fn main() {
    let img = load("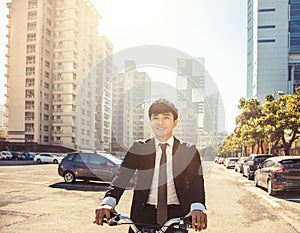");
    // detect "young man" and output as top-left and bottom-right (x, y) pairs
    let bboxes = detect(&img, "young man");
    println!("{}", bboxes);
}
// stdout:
(95, 99), (207, 232)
